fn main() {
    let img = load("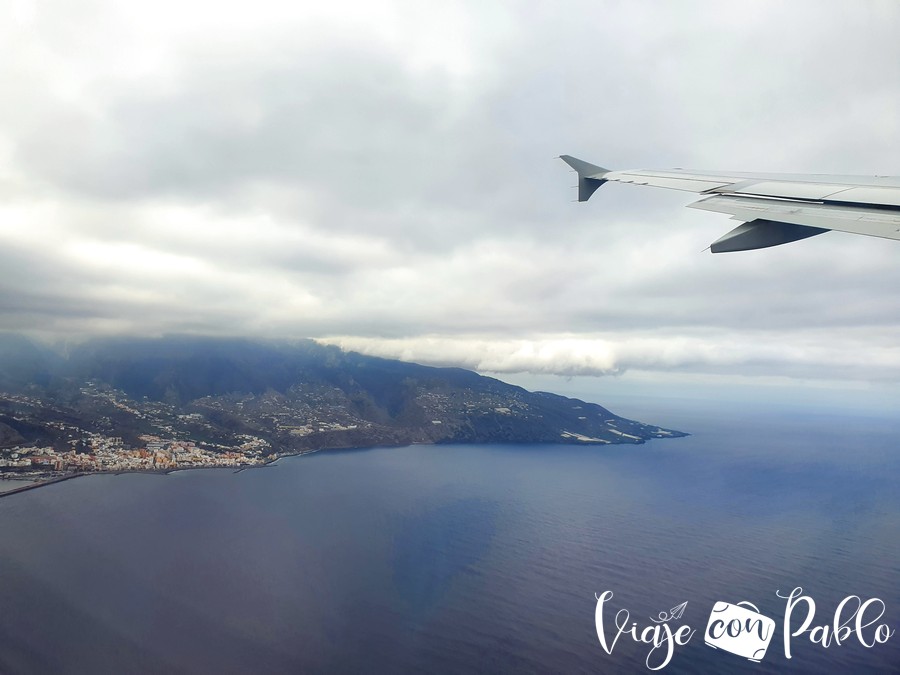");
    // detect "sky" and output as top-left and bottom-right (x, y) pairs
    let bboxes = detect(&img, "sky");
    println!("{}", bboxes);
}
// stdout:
(3, 0), (900, 405)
